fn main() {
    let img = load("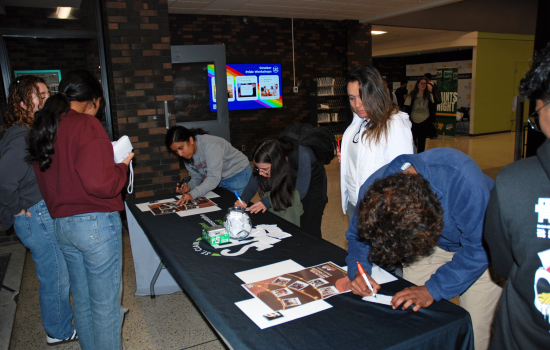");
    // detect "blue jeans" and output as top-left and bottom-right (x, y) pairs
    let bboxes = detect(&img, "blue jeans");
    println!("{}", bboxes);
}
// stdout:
(54, 212), (123, 350)
(219, 165), (252, 196)
(13, 199), (74, 339)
